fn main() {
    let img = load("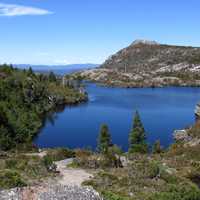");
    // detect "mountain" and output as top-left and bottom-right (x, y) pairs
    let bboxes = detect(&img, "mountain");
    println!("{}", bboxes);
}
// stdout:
(79, 40), (200, 87)
(101, 39), (200, 73)
(15, 64), (99, 75)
